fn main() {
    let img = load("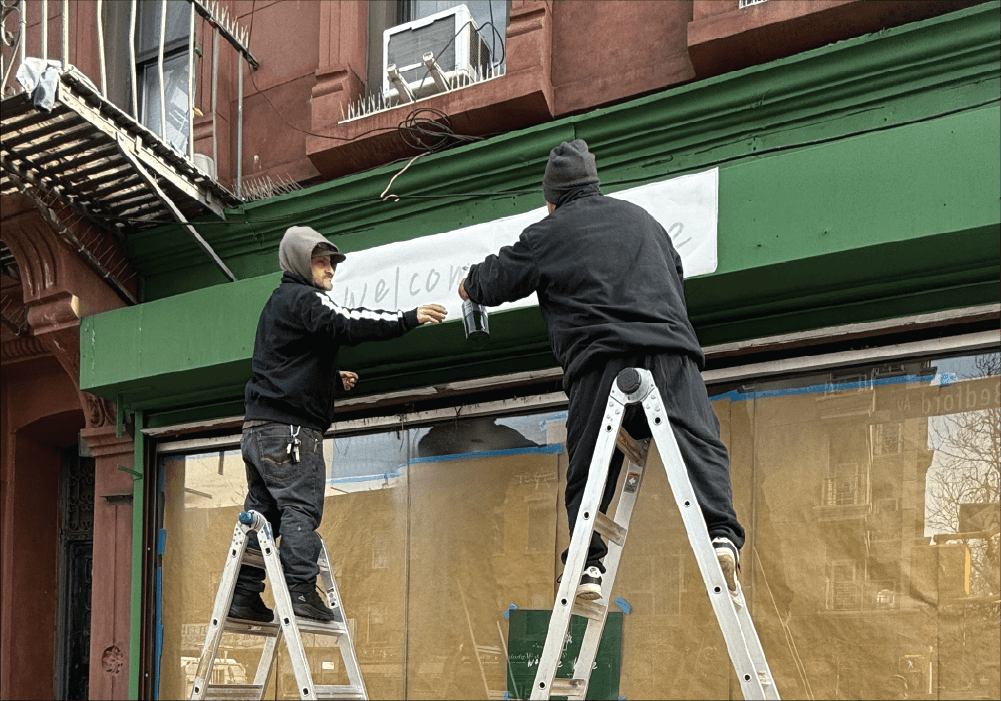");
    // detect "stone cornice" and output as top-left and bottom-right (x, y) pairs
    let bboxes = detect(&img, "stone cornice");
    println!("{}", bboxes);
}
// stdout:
(80, 425), (134, 460)
(129, 3), (999, 287)
(0, 336), (47, 362)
